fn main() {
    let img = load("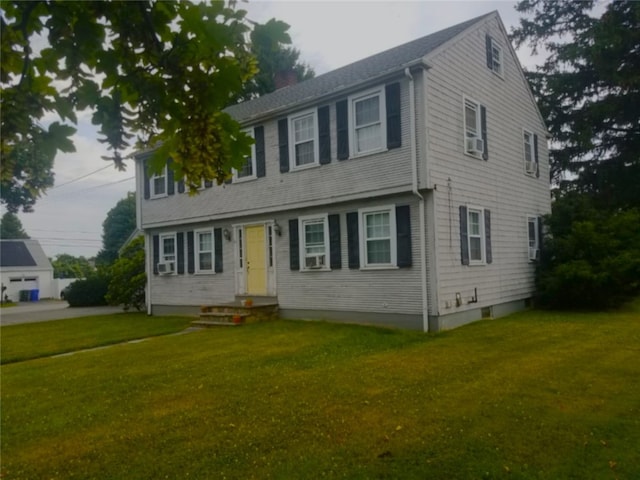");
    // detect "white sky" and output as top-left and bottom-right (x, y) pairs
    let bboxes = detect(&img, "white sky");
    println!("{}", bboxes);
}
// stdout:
(14, 0), (535, 259)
